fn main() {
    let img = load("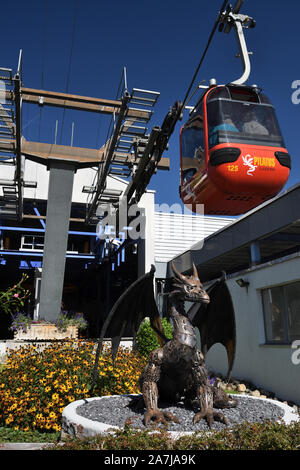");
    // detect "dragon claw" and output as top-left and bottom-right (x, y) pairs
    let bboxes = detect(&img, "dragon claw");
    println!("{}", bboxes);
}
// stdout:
(144, 409), (180, 426)
(193, 409), (228, 428)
